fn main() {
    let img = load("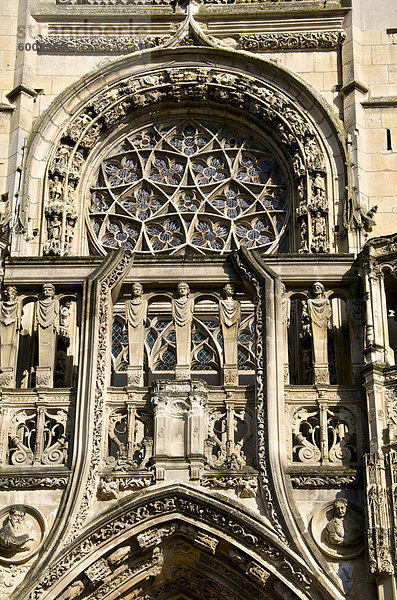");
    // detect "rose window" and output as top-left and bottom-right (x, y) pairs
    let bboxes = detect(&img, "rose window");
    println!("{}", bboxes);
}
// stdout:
(88, 119), (290, 254)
